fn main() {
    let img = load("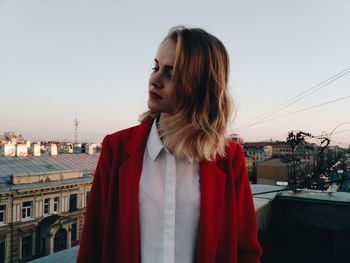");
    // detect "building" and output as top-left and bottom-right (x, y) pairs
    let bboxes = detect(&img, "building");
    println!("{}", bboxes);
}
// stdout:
(256, 158), (307, 186)
(243, 144), (273, 162)
(244, 142), (292, 157)
(0, 153), (99, 263)
(229, 133), (244, 145)
(244, 155), (255, 182)
(243, 144), (273, 183)
(256, 158), (292, 185)
(2, 132), (26, 145)
(0, 131), (101, 157)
